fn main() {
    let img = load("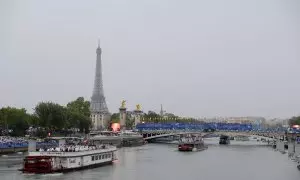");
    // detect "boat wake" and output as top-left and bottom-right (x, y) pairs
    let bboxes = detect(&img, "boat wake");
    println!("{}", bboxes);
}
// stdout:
(23, 172), (63, 177)
(41, 173), (63, 176)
